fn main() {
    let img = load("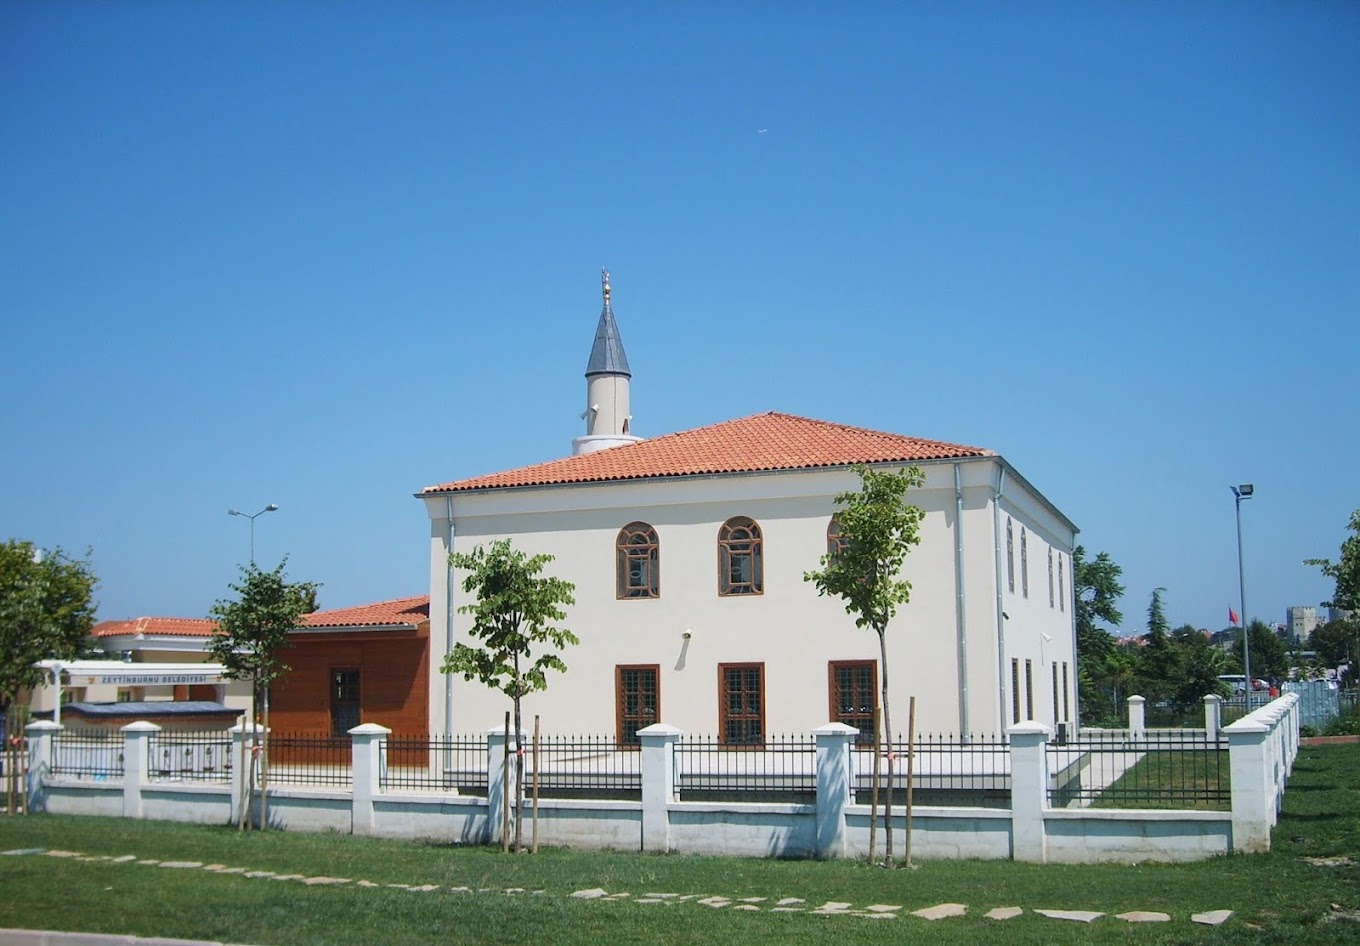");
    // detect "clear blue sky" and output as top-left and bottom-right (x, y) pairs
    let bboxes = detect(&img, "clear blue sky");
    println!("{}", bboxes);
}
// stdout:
(2, 2), (1356, 636)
